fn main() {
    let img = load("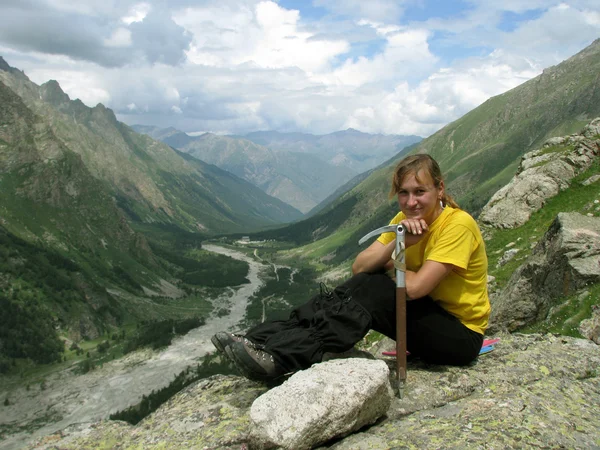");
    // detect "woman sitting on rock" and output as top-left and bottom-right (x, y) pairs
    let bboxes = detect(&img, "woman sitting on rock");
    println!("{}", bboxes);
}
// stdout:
(212, 154), (491, 382)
